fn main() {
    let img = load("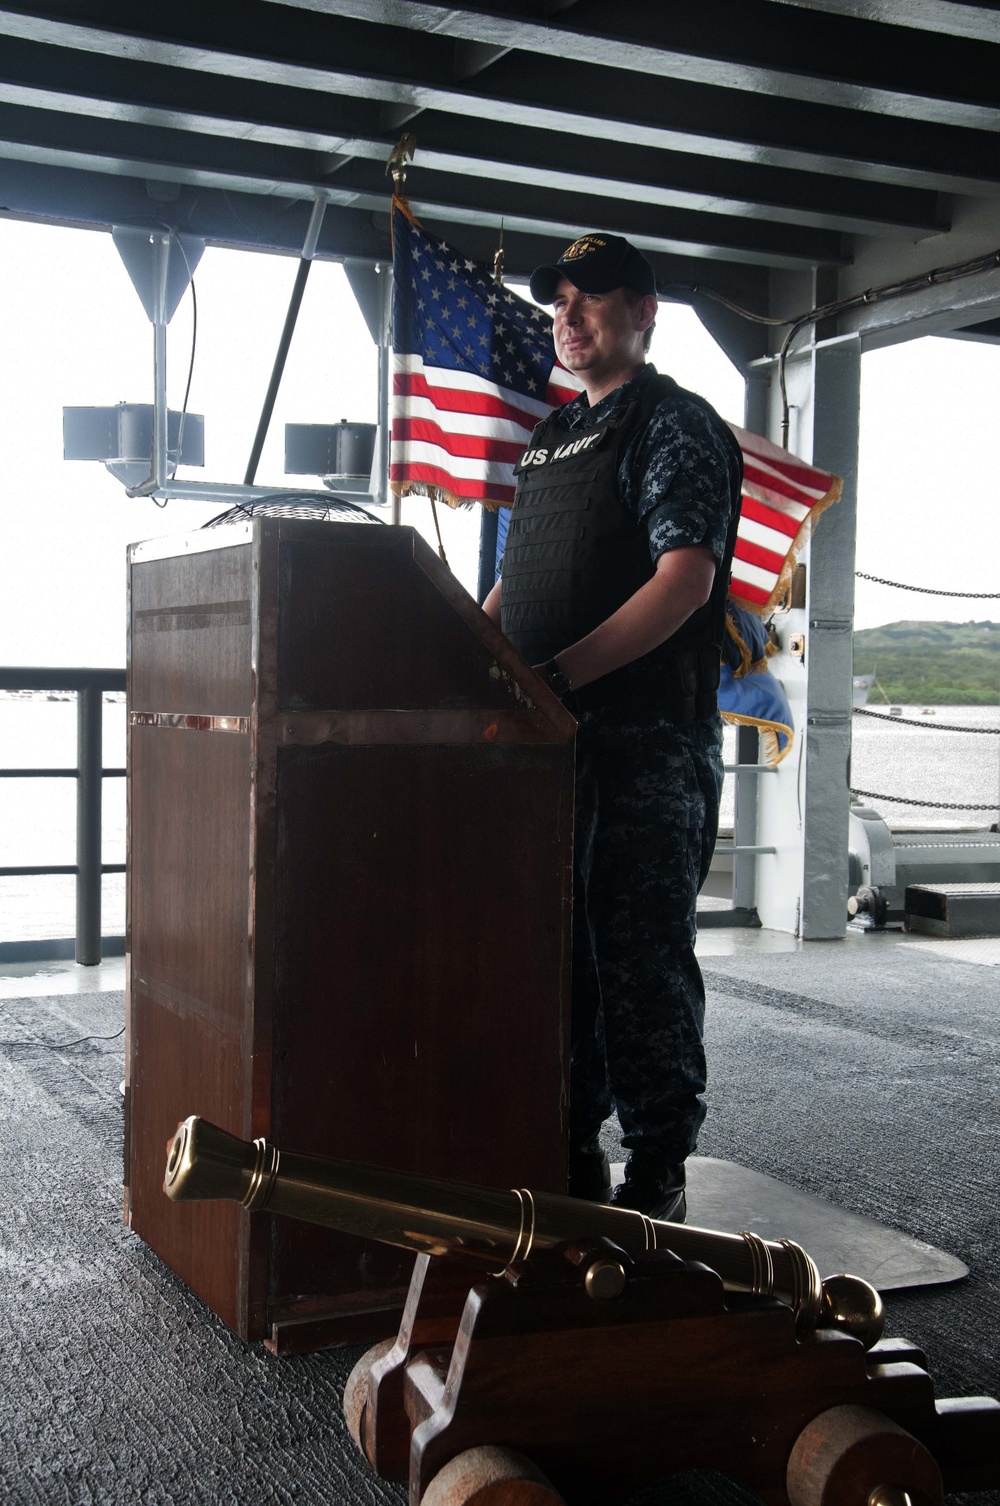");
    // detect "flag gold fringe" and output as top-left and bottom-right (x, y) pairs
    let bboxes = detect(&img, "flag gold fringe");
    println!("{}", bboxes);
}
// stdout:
(720, 711), (795, 769)
(390, 478), (512, 513)
(729, 472), (842, 619)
